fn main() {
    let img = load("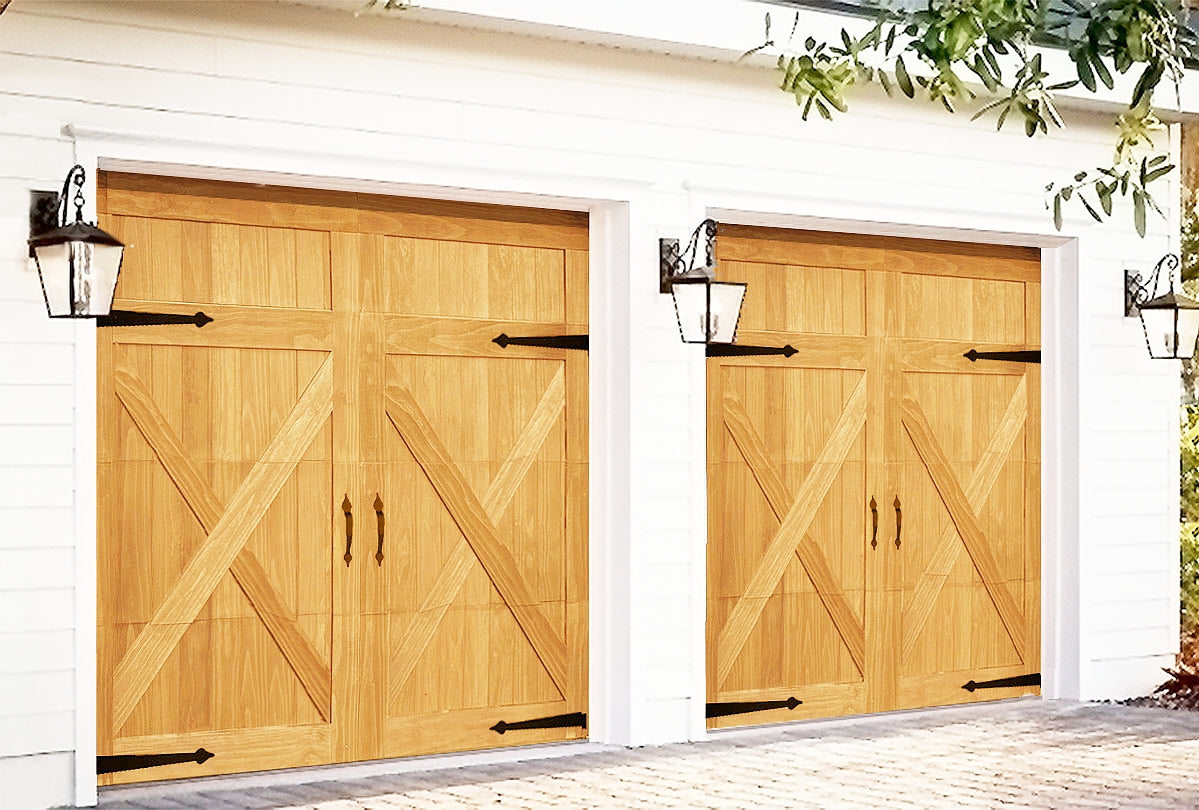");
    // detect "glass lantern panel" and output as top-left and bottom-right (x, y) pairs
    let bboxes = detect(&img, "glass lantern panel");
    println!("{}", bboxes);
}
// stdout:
(87, 242), (124, 317)
(707, 281), (747, 344)
(1176, 308), (1199, 359)
(671, 280), (711, 343)
(33, 242), (73, 317)
(1141, 306), (1181, 358)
